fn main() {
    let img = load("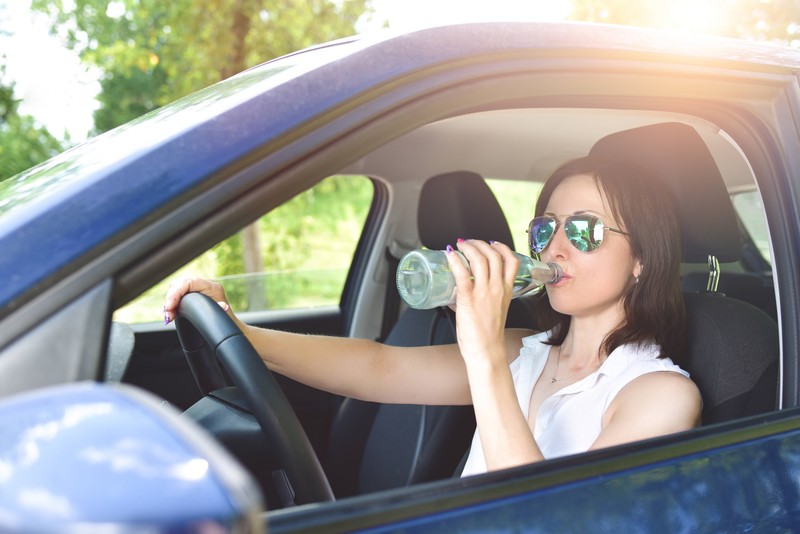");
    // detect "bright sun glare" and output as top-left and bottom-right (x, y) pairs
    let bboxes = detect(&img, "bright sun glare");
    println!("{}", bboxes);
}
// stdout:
(662, 0), (725, 34)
